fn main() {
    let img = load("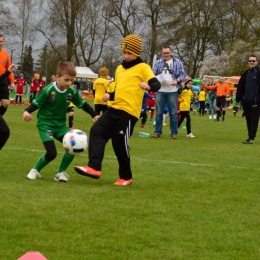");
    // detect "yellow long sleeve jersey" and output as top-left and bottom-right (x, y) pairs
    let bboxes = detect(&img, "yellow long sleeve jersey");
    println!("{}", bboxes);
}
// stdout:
(179, 88), (193, 111)
(108, 59), (160, 119)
